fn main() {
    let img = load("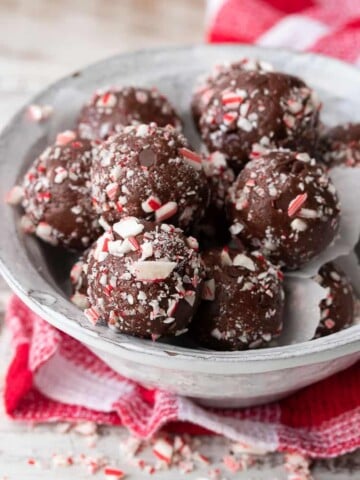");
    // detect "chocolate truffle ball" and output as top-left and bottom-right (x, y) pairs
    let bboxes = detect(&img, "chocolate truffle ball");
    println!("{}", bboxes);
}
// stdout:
(199, 70), (320, 172)
(85, 217), (203, 339)
(313, 262), (354, 338)
(70, 250), (90, 310)
(193, 151), (235, 248)
(21, 130), (100, 250)
(191, 246), (284, 350)
(77, 86), (182, 140)
(227, 150), (340, 269)
(192, 58), (273, 127)
(318, 123), (360, 168)
(91, 123), (210, 230)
